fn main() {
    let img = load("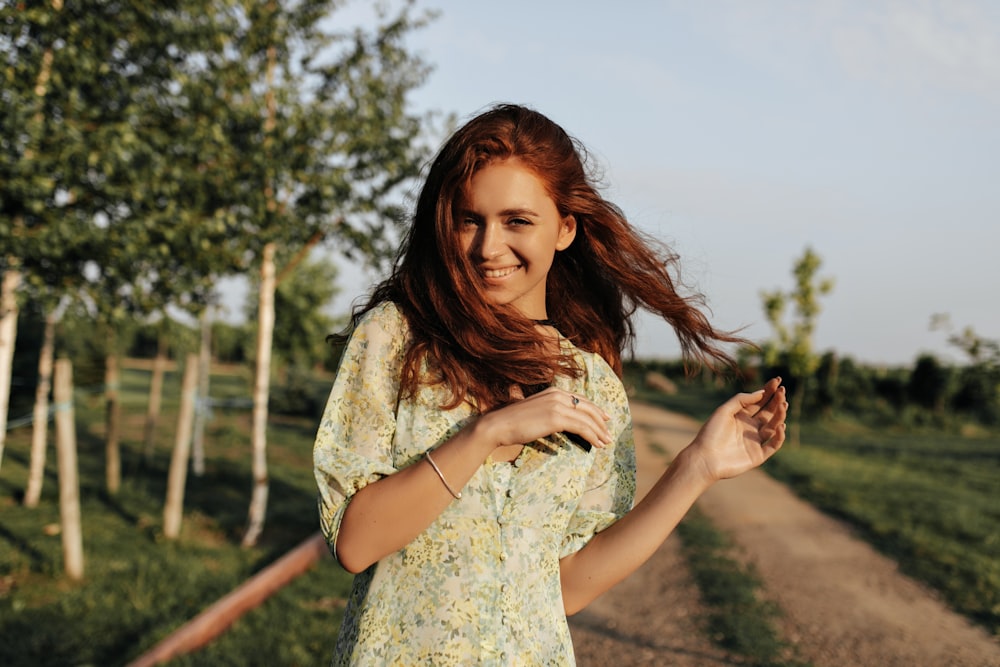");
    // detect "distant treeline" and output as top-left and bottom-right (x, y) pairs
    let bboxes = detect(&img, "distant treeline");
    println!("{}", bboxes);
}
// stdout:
(628, 350), (999, 430)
